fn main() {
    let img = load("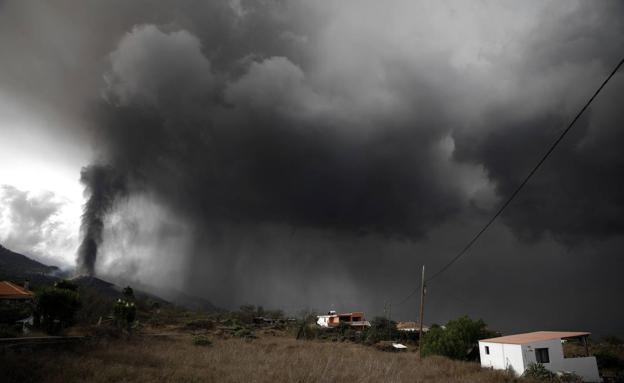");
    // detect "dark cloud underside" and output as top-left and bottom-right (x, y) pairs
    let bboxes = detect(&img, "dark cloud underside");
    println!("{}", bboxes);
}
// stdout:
(1, 0), (624, 335)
